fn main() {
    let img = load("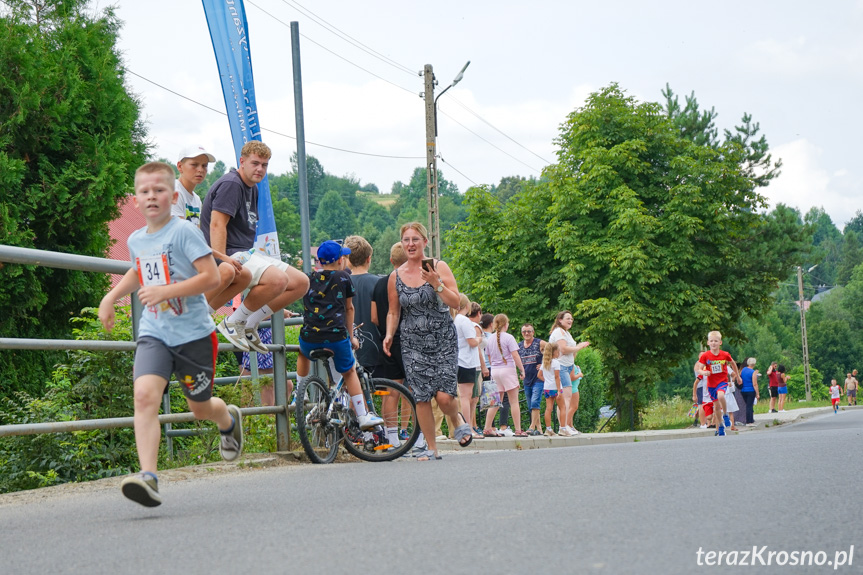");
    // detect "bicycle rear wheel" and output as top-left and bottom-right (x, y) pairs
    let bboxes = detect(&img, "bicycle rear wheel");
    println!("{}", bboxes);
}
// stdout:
(342, 378), (419, 462)
(295, 376), (340, 464)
